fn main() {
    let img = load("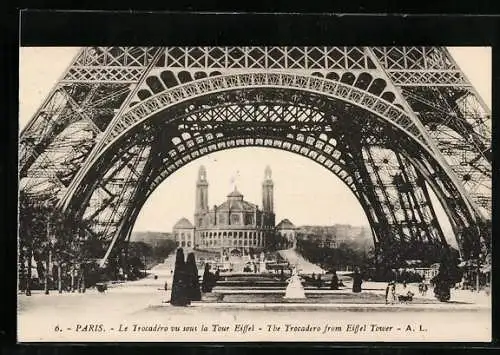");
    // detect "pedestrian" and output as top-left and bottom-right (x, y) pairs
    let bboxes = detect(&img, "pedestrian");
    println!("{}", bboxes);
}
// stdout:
(170, 248), (190, 306)
(386, 280), (397, 304)
(330, 269), (339, 290)
(317, 274), (322, 289)
(352, 268), (363, 293)
(201, 263), (213, 293)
